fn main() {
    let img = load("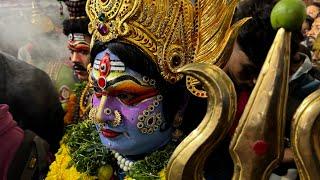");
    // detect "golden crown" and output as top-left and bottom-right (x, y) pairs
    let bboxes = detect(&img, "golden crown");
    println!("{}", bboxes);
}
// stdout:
(86, 0), (248, 84)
